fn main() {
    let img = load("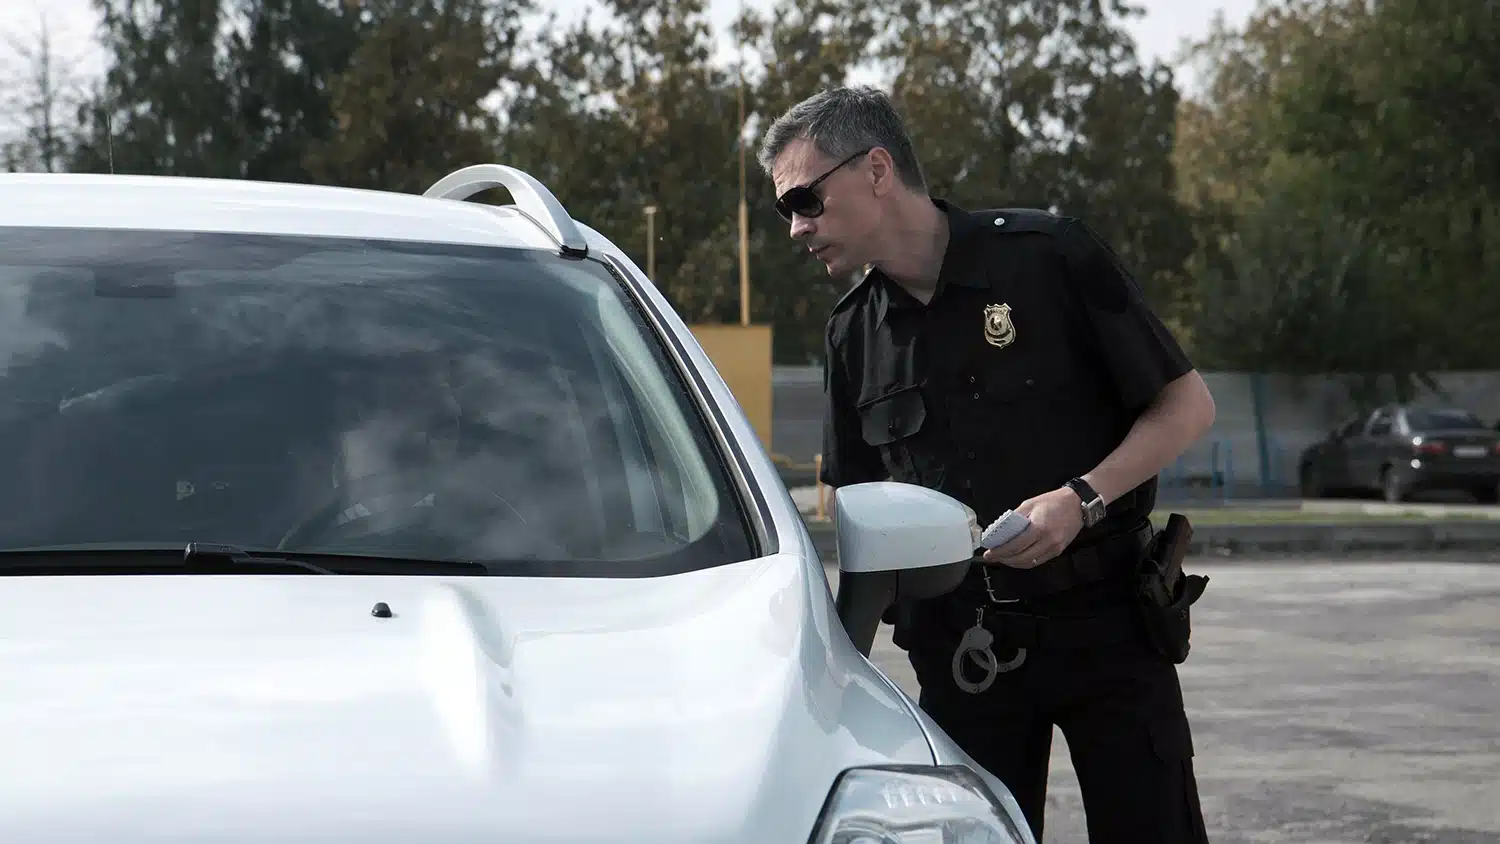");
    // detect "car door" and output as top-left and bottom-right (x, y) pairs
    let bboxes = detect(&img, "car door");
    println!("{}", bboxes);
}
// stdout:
(1317, 415), (1364, 490)
(1349, 408), (1396, 489)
